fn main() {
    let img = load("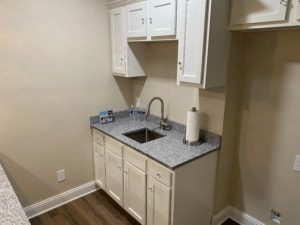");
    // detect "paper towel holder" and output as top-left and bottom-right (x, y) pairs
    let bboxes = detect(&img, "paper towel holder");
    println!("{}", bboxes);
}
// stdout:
(183, 137), (202, 146)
